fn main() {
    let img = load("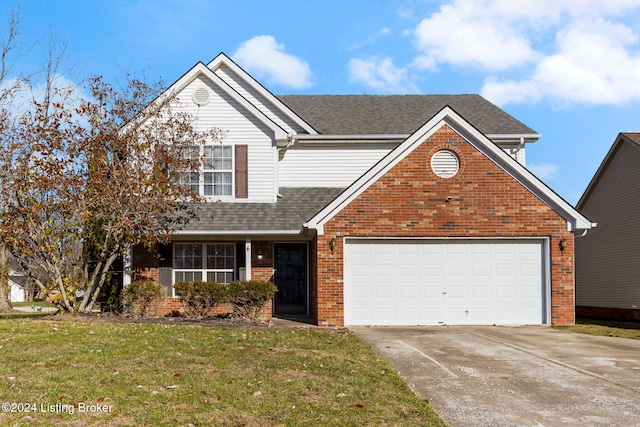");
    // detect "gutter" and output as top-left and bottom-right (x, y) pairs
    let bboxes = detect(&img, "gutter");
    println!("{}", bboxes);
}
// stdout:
(172, 229), (305, 236)
(485, 133), (541, 143)
(285, 132), (542, 146)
